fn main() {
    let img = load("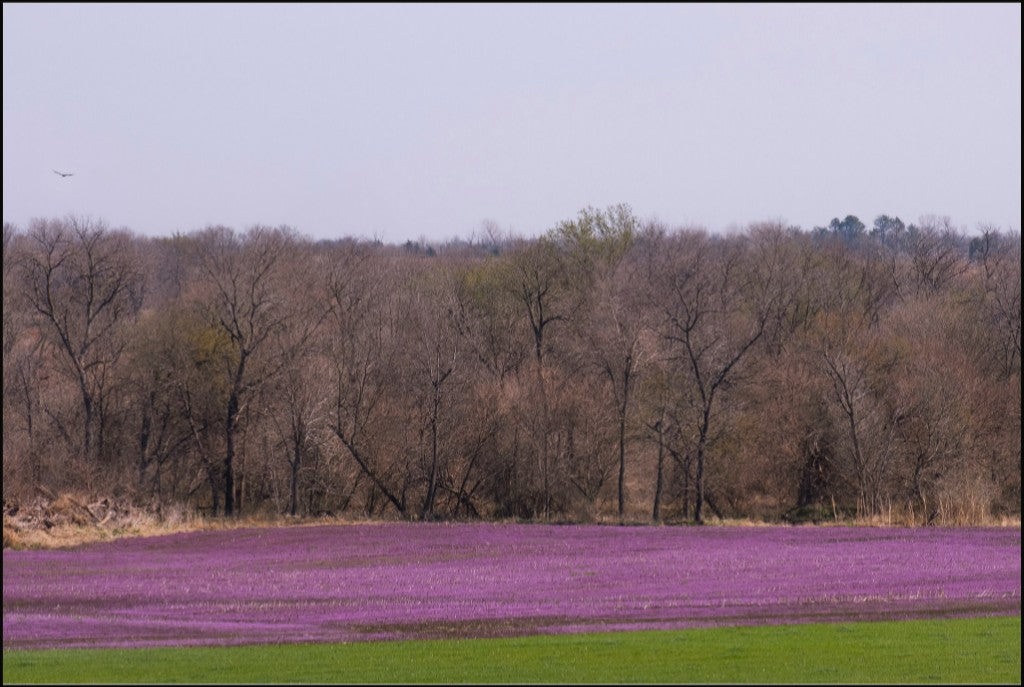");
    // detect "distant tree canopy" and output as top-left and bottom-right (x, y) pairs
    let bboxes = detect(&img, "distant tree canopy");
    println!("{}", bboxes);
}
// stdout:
(2, 211), (1020, 525)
